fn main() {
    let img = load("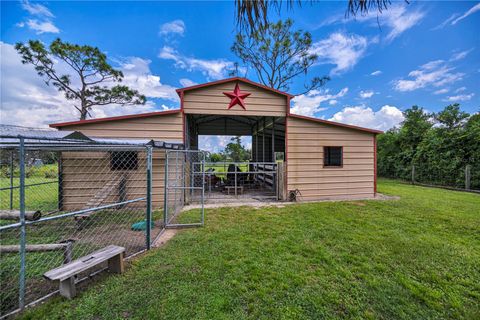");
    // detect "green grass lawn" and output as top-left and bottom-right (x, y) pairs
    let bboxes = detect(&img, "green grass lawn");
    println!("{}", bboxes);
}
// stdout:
(0, 163), (58, 213)
(19, 179), (480, 319)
